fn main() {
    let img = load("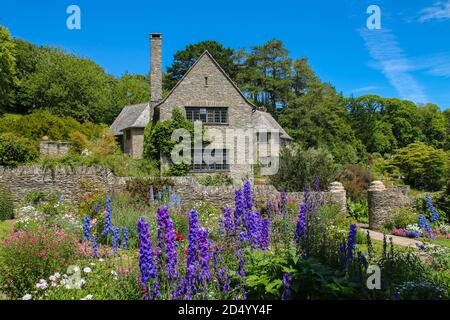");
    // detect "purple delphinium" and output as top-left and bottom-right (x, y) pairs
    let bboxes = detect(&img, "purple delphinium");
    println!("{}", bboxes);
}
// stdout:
(112, 226), (120, 254)
(280, 192), (287, 215)
(223, 207), (234, 236)
(425, 195), (440, 223)
(137, 217), (156, 288)
(185, 209), (200, 299)
(281, 273), (293, 300)
(243, 181), (253, 212)
(82, 216), (91, 242)
(347, 224), (357, 260)
(92, 234), (98, 258)
(416, 243), (426, 251)
(313, 176), (323, 206)
(157, 207), (178, 281)
(234, 189), (245, 229)
(418, 216), (434, 239)
(176, 195), (181, 210)
(102, 197), (113, 236)
(198, 227), (211, 285)
(294, 203), (307, 250)
(121, 226), (129, 249)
